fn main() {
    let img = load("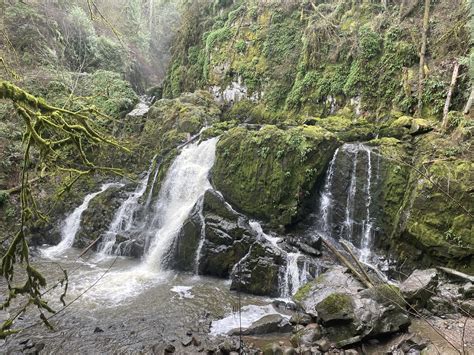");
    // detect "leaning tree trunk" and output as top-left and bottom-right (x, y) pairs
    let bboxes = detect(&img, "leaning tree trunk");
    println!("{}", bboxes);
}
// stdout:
(416, 0), (431, 117)
(442, 61), (460, 130)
